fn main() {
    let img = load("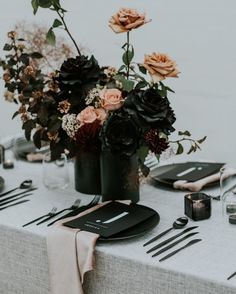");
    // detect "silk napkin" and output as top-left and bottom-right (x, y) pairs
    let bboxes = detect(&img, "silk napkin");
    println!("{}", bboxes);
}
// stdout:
(47, 203), (105, 294)
(173, 167), (236, 192)
(47, 200), (130, 294)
